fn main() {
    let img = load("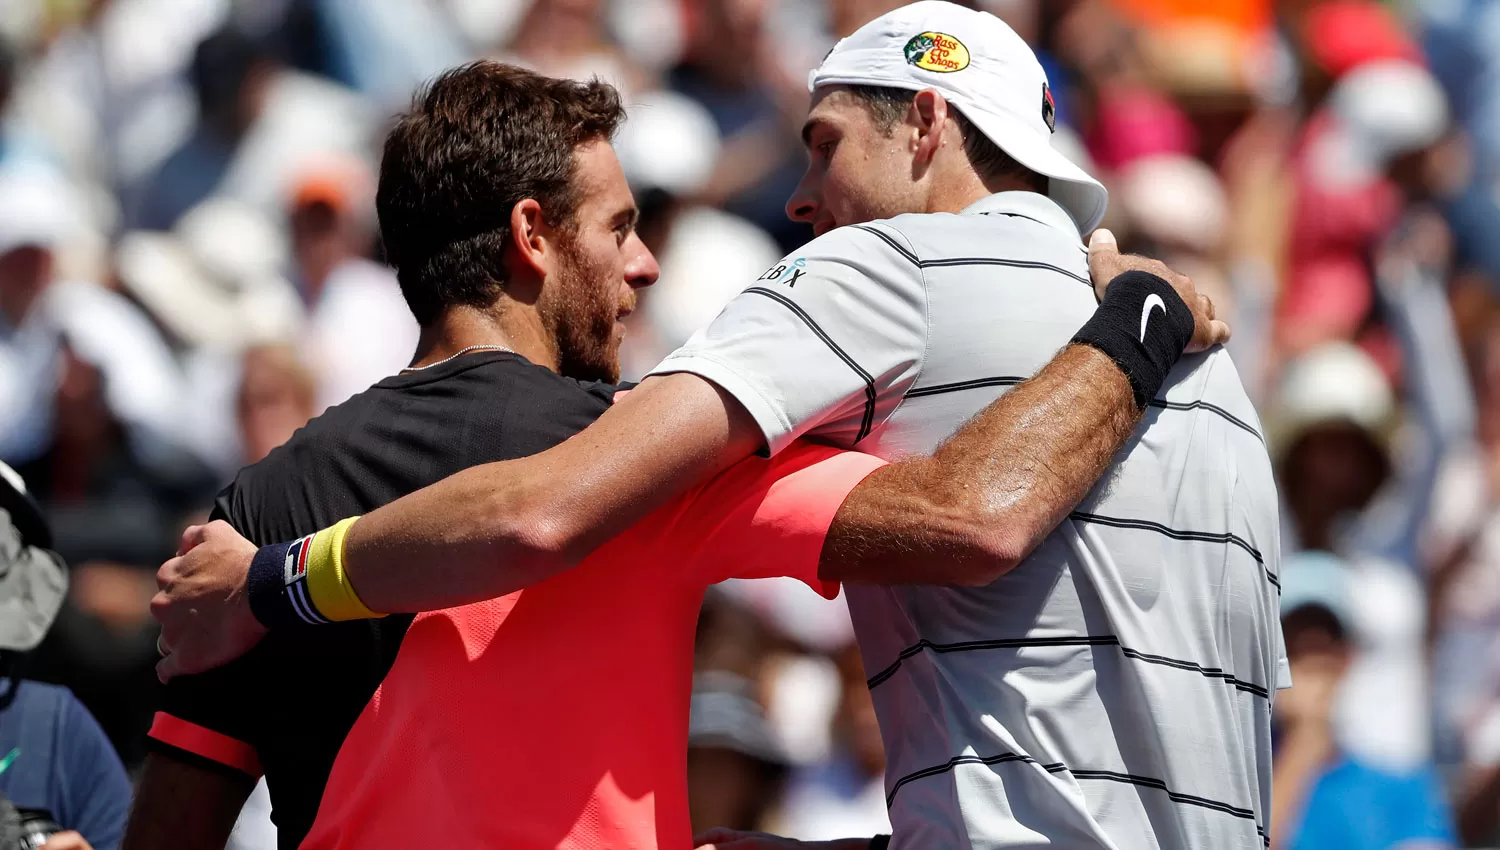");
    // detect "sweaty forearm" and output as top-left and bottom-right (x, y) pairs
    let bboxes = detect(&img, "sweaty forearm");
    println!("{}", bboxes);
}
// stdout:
(822, 269), (1199, 585)
(823, 344), (1137, 584)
